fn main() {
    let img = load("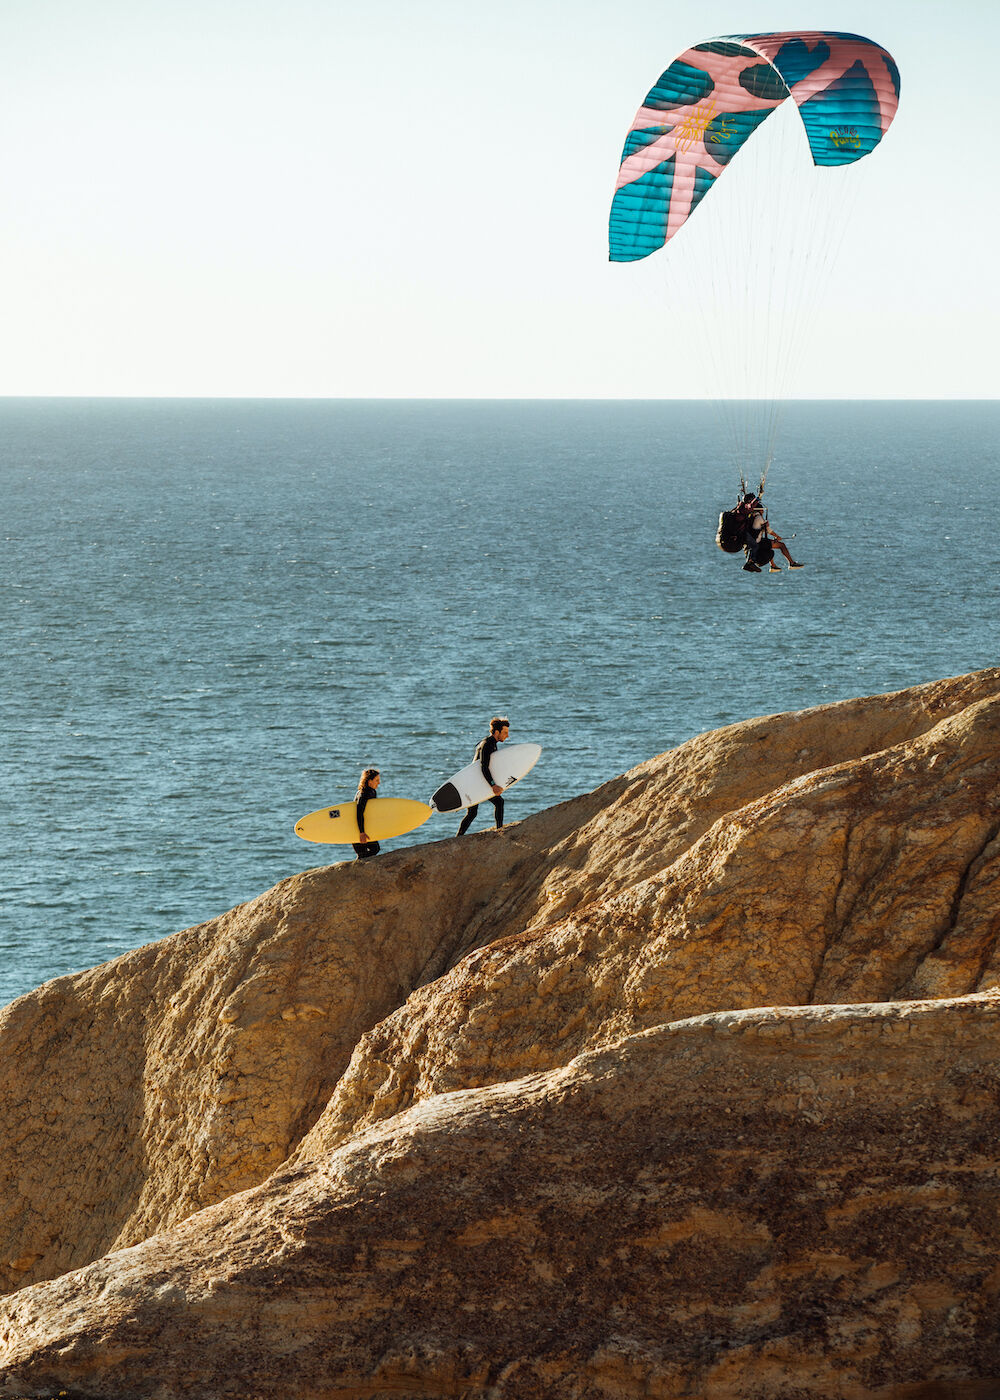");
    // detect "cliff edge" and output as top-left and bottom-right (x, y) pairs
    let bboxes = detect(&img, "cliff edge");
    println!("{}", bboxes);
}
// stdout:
(1, 670), (1000, 1399)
